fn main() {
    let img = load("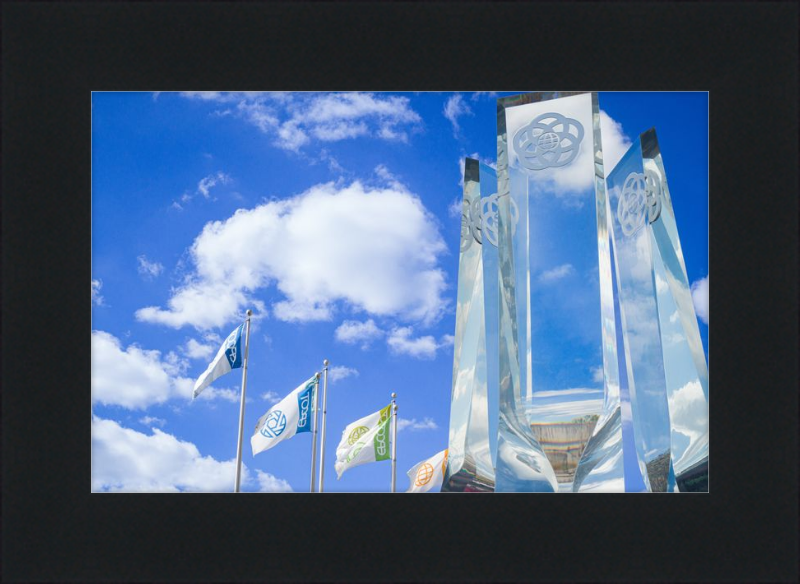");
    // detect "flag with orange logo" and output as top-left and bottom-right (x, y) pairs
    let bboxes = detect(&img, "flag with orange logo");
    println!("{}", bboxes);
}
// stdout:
(406, 449), (448, 493)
